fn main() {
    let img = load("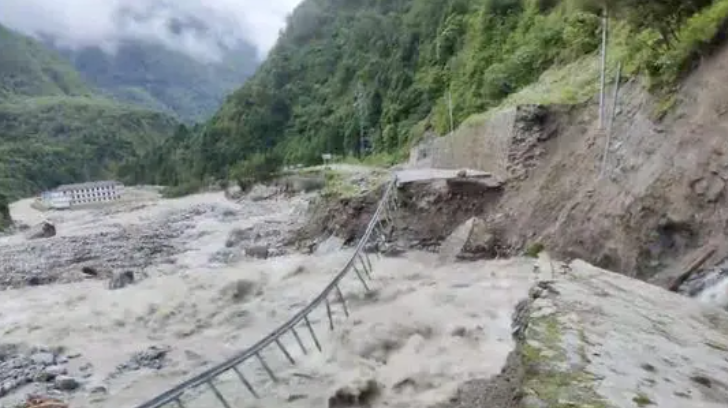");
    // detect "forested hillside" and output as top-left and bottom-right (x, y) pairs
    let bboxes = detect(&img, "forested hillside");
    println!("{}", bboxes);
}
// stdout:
(118, 0), (728, 190)
(0, 24), (176, 201)
(53, 39), (259, 123)
(0, 25), (92, 99)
